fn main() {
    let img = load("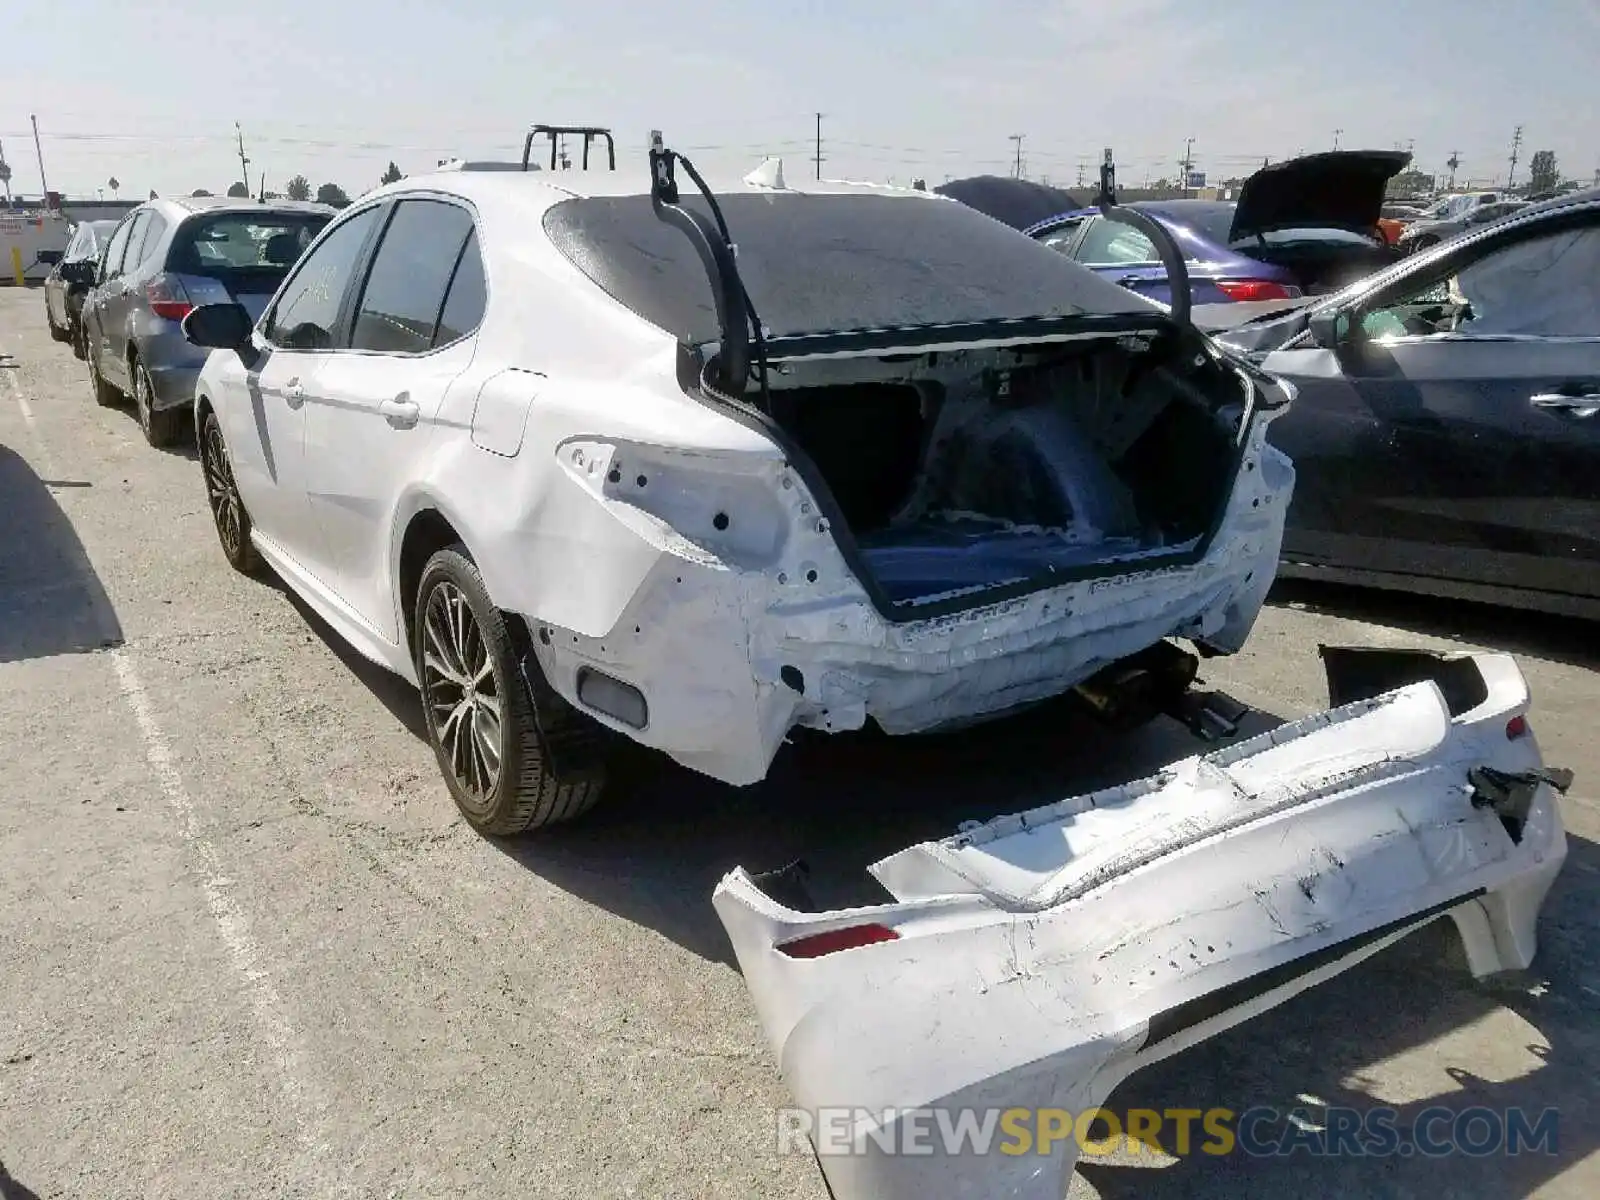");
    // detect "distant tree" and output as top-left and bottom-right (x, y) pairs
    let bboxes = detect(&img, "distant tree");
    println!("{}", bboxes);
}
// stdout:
(315, 182), (350, 207)
(379, 161), (404, 185)
(226, 181), (250, 198)
(107, 176), (120, 198)
(1386, 168), (1435, 198)
(191, 188), (213, 197)
(148, 189), (159, 200)
(285, 174), (312, 201)
(1527, 150), (1559, 195)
